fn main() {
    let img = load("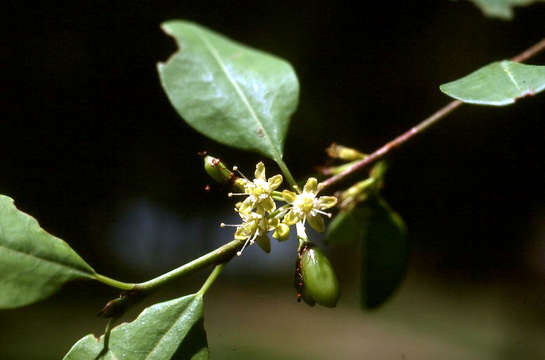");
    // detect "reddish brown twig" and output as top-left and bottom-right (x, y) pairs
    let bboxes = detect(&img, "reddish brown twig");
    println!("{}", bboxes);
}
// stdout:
(319, 37), (545, 191)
